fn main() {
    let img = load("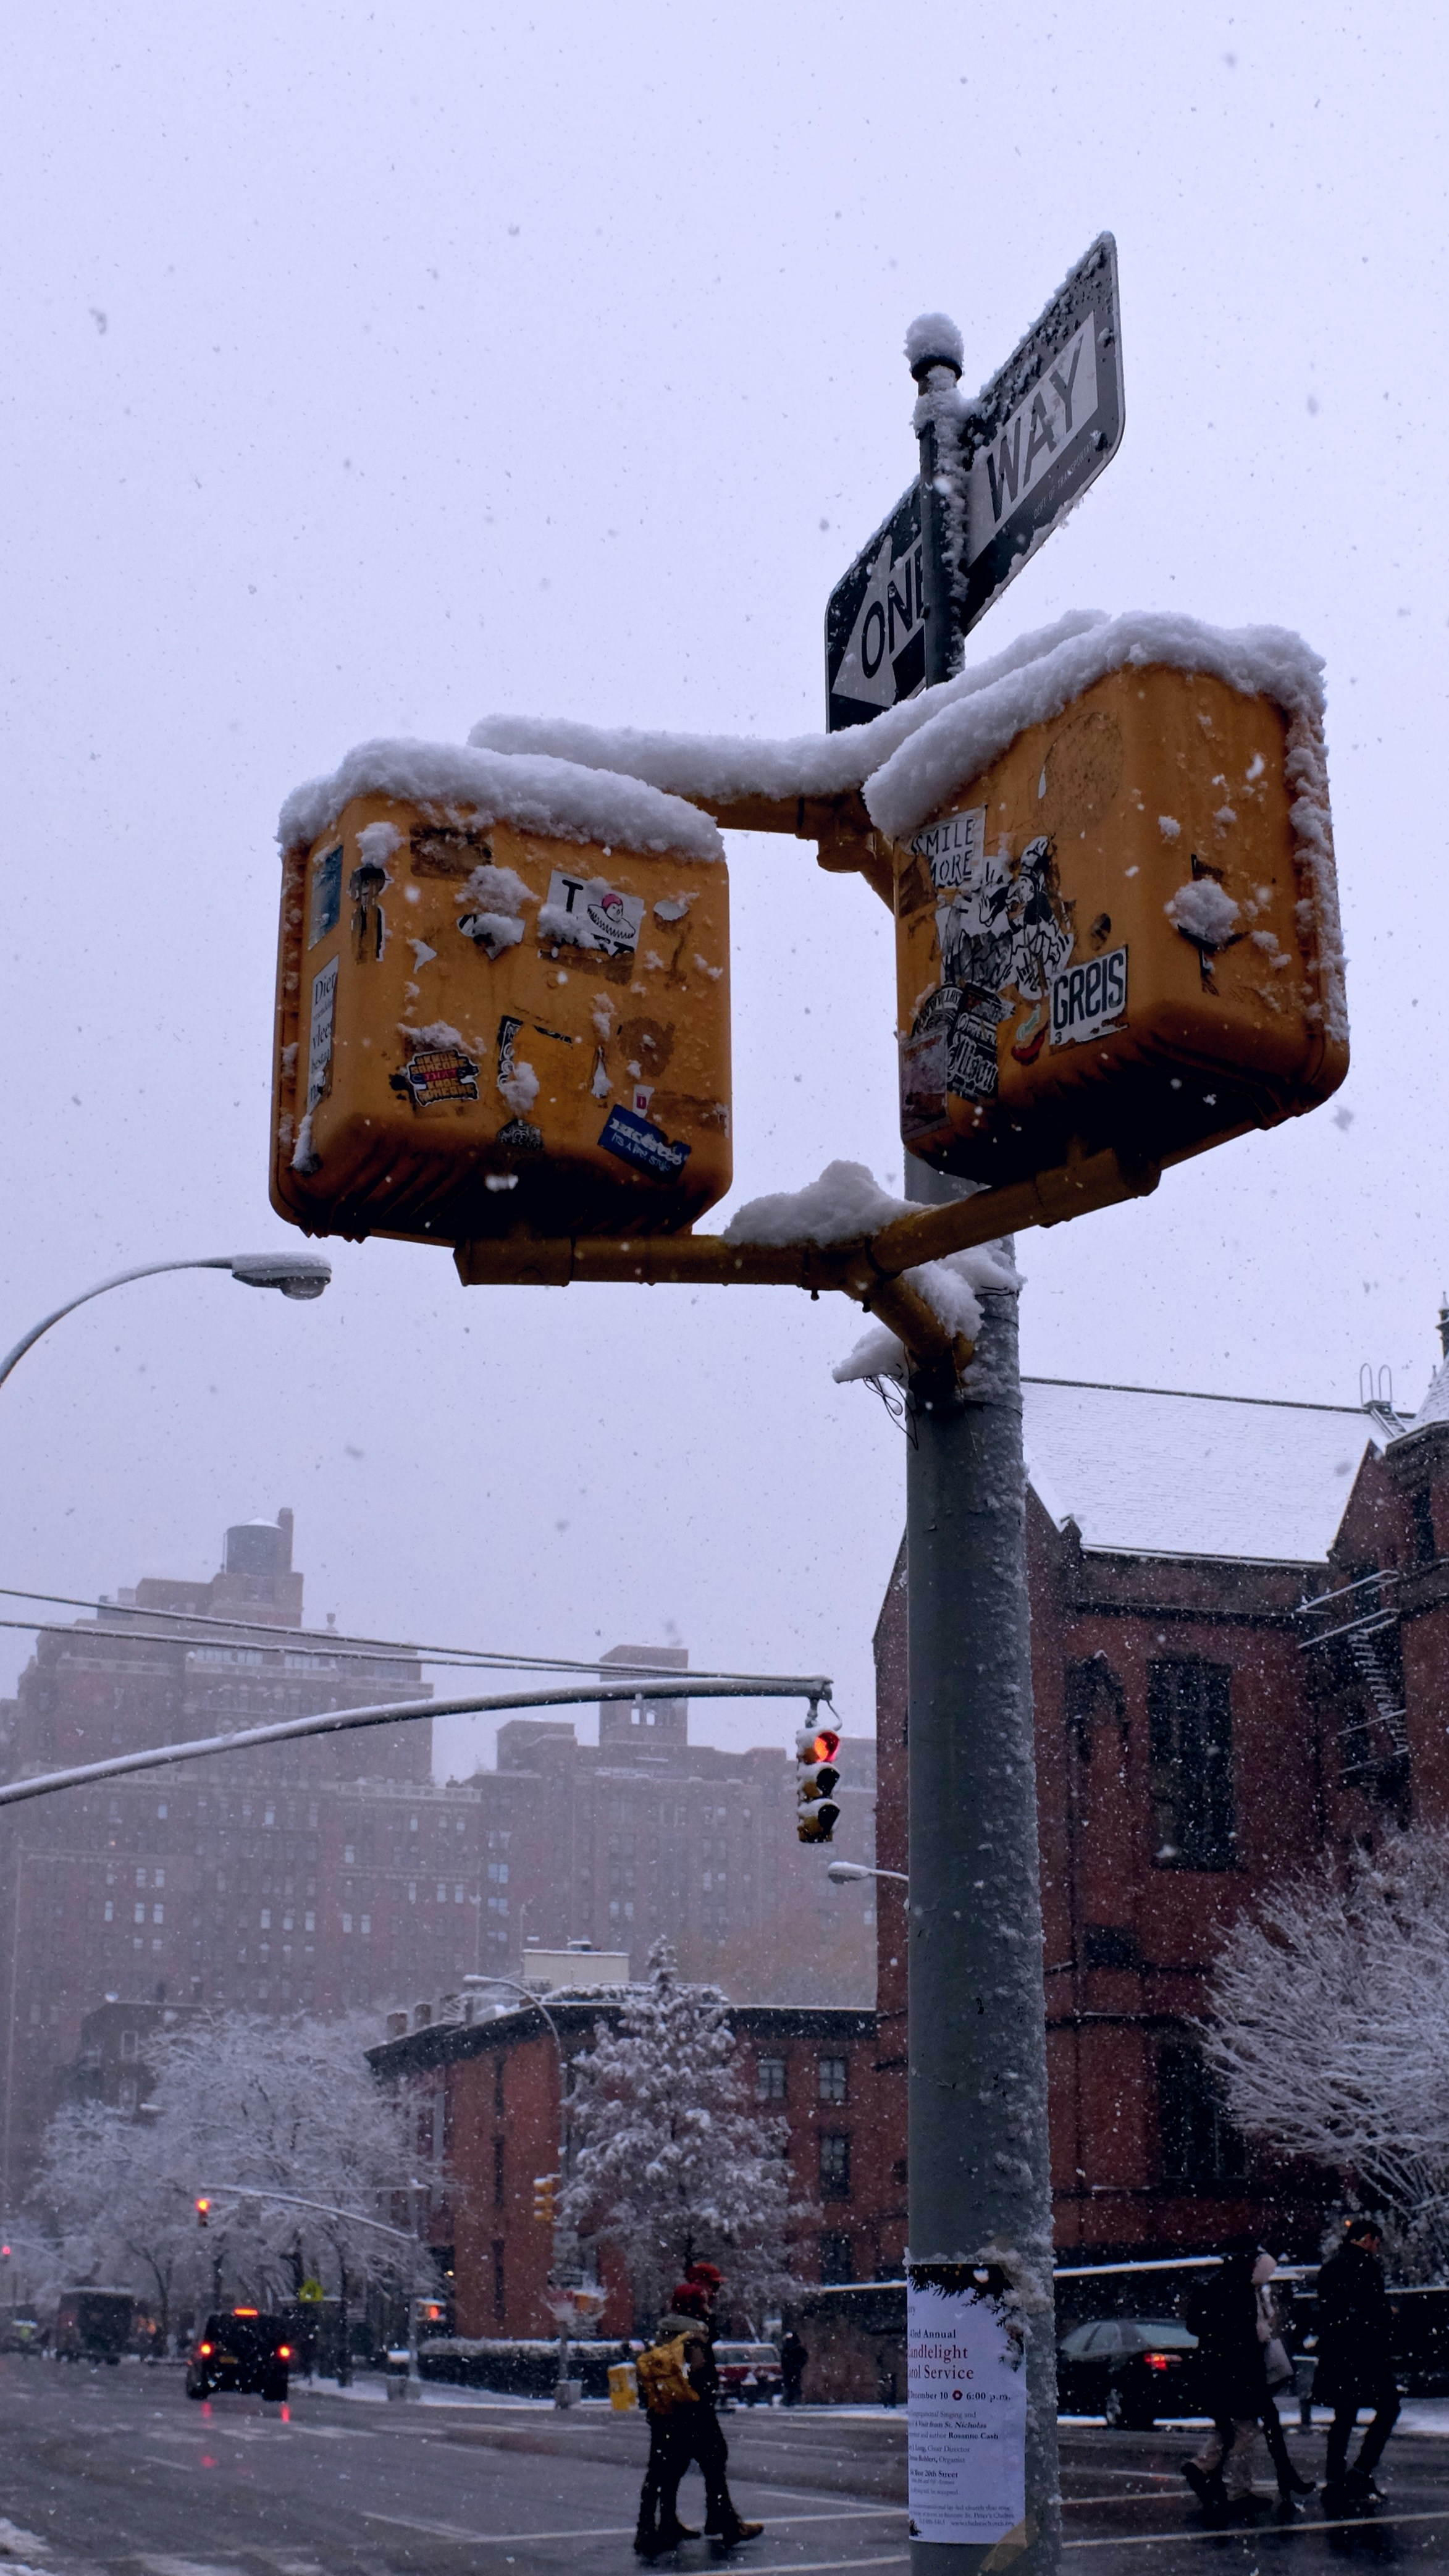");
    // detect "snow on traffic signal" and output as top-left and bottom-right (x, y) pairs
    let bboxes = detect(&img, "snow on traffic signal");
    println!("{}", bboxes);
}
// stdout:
(796, 1720), (842, 1843)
